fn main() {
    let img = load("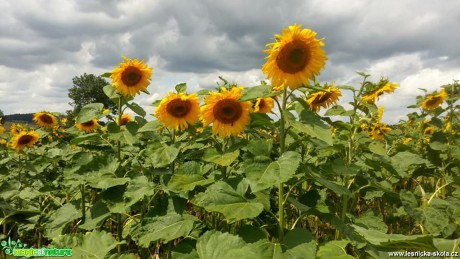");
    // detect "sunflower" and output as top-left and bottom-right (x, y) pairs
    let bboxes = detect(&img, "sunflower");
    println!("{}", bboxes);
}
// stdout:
(424, 126), (435, 135)
(10, 131), (39, 151)
(262, 24), (327, 90)
(33, 112), (57, 129)
(421, 89), (447, 110)
(117, 114), (134, 126)
(76, 119), (99, 133)
(368, 122), (391, 140)
(201, 87), (252, 137)
(362, 82), (399, 103)
(0, 125), (4, 136)
(111, 56), (153, 97)
(307, 86), (341, 112)
(0, 139), (7, 146)
(155, 92), (200, 131)
(253, 97), (275, 113)
(403, 137), (413, 144)
(10, 123), (25, 135)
